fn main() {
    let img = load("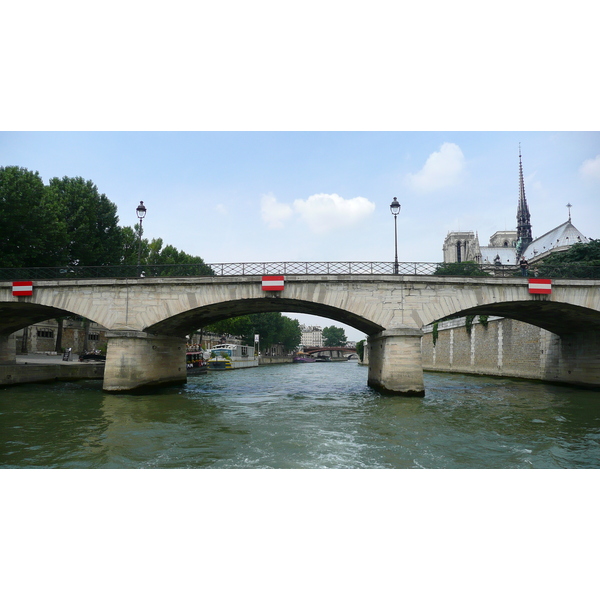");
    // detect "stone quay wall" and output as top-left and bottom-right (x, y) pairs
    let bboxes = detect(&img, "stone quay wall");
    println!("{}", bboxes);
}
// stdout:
(1, 362), (105, 387)
(422, 316), (559, 382)
(259, 356), (293, 365)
